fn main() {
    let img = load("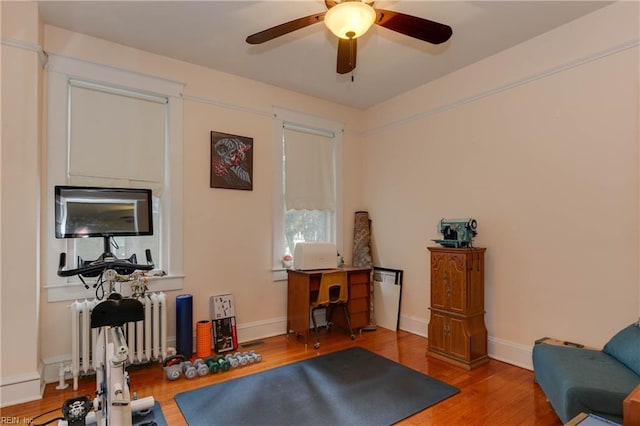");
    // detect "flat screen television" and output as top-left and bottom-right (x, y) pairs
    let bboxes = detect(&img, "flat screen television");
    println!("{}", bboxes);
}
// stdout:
(55, 185), (153, 239)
